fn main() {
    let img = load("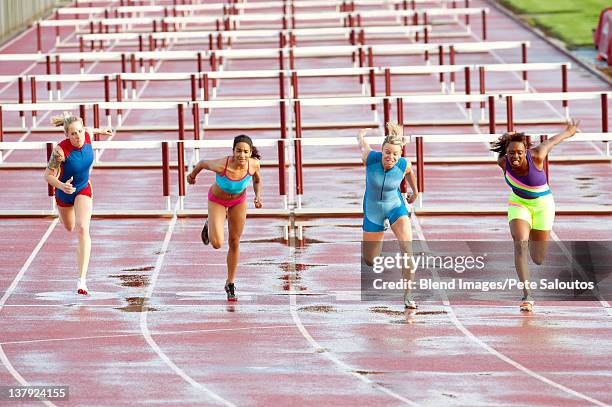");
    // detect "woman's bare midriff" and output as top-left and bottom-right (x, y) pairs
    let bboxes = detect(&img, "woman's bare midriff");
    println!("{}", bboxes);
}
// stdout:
(210, 183), (245, 201)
